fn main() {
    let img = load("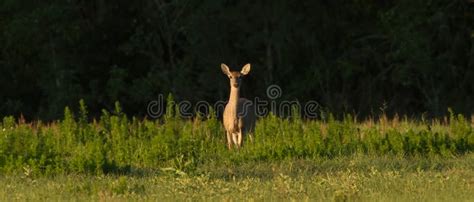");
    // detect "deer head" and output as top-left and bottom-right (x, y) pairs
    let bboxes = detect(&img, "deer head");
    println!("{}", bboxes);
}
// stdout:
(221, 63), (251, 88)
